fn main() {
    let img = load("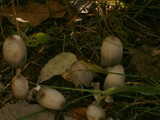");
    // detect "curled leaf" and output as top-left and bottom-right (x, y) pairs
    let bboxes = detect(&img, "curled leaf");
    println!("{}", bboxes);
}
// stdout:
(38, 52), (77, 83)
